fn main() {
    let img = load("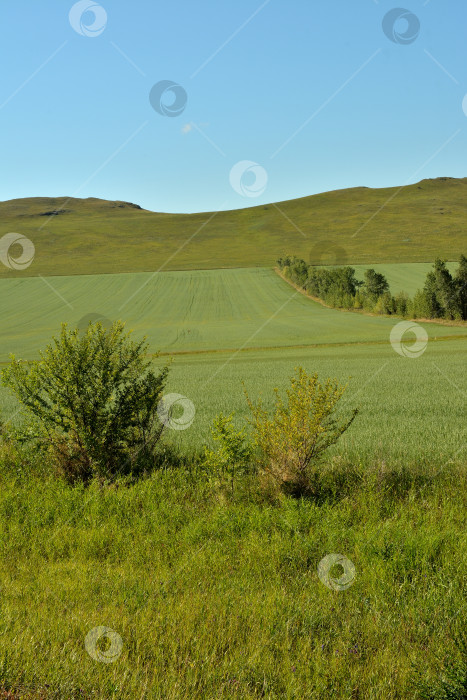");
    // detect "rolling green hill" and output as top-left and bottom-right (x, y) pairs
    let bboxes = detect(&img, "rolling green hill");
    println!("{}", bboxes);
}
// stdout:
(0, 176), (466, 278)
